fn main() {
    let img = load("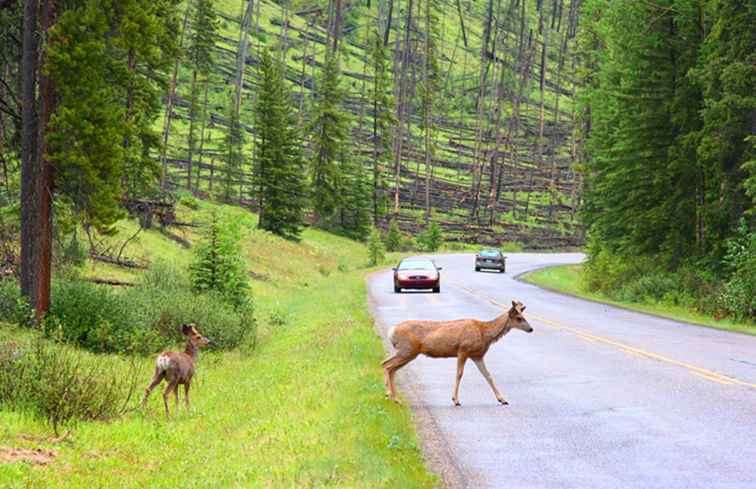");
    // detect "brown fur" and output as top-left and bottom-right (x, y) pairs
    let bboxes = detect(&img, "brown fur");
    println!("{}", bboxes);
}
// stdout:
(382, 300), (532, 406)
(141, 323), (210, 417)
